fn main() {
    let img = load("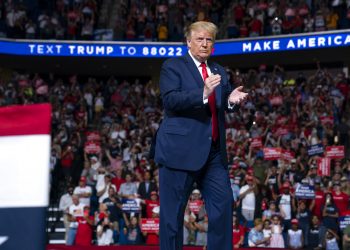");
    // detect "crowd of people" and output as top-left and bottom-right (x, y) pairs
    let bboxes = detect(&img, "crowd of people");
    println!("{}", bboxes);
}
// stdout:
(1, 61), (350, 248)
(1, 0), (350, 41)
